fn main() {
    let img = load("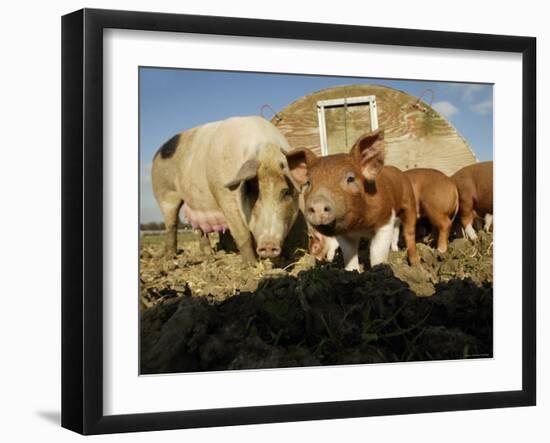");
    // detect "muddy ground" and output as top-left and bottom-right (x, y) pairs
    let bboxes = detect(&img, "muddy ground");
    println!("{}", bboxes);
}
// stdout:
(140, 230), (493, 374)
